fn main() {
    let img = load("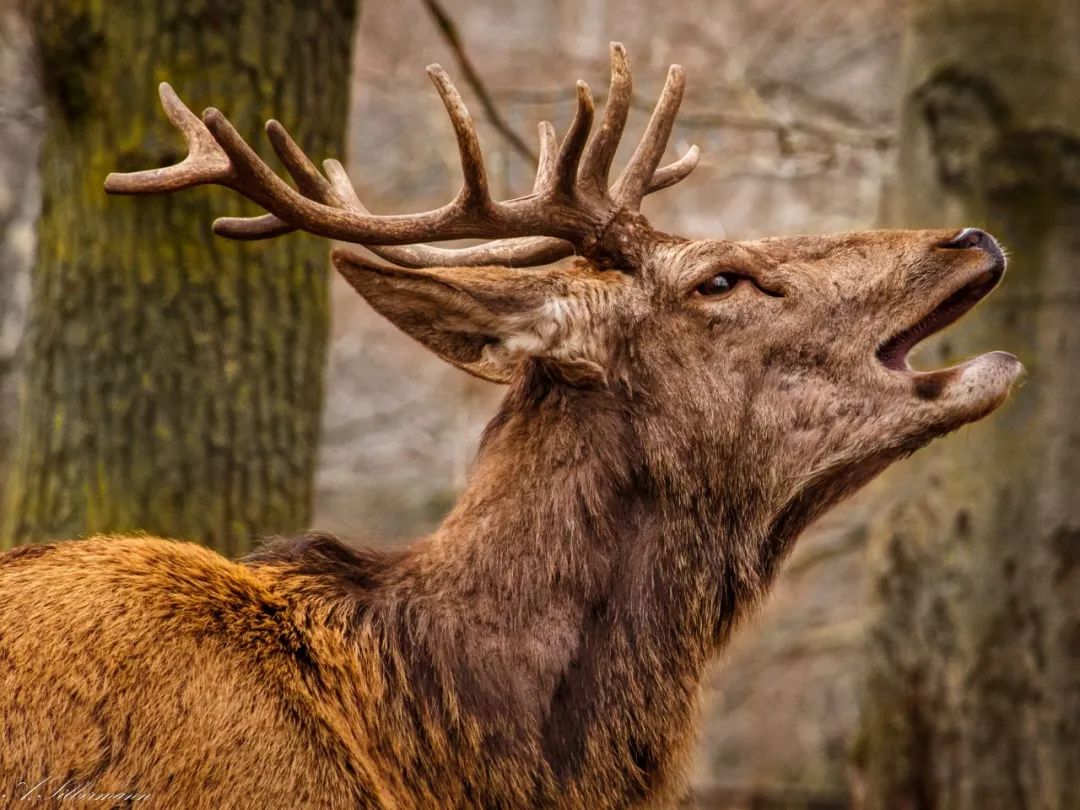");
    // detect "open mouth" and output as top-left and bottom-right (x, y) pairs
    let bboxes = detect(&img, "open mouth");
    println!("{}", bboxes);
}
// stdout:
(877, 267), (1003, 371)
